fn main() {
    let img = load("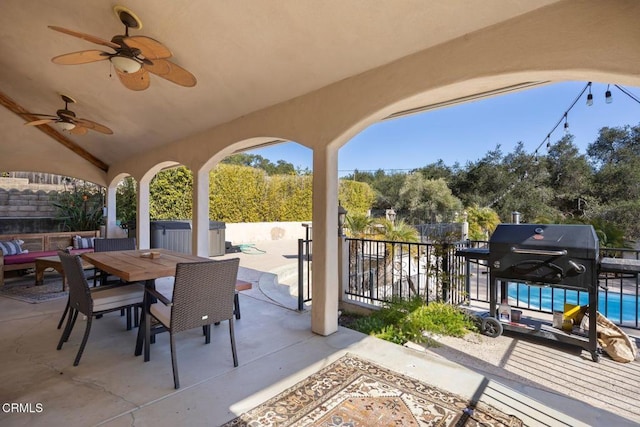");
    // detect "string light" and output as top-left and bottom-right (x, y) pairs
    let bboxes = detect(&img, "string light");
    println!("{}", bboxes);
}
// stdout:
(488, 81), (639, 208)
(605, 84), (613, 104)
(614, 84), (640, 104)
(532, 82), (590, 155)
